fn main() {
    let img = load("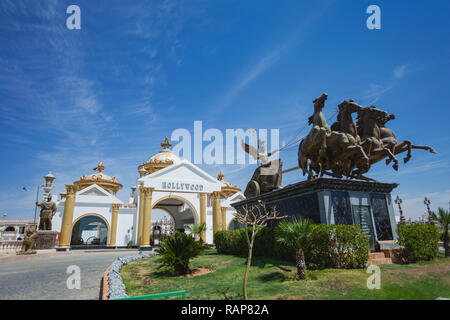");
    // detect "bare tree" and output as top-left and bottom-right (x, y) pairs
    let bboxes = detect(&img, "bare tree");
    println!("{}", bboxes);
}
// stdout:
(234, 201), (287, 300)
